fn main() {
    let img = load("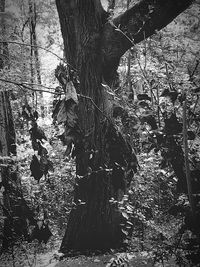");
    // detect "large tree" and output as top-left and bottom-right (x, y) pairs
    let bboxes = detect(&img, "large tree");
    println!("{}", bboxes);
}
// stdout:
(55, 0), (194, 253)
